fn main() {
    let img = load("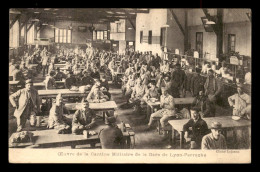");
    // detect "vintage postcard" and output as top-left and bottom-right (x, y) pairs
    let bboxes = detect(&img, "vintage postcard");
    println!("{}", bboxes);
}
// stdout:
(9, 8), (251, 163)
